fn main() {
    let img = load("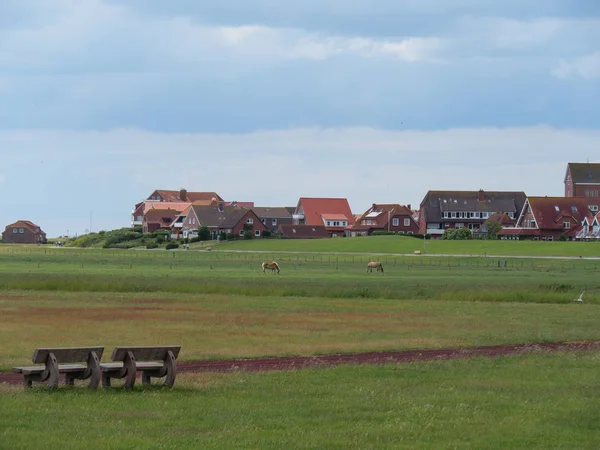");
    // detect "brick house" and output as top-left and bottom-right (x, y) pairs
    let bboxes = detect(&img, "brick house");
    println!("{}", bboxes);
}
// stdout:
(292, 197), (355, 237)
(576, 211), (600, 239)
(350, 203), (419, 236)
(2, 220), (47, 244)
(179, 202), (267, 239)
(132, 189), (223, 226)
(498, 196), (593, 241)
(418, 190), (527, 238)
(564, 162), (600, 213)
(253, 207), (294, 232)
(142, 202), (190, 234)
